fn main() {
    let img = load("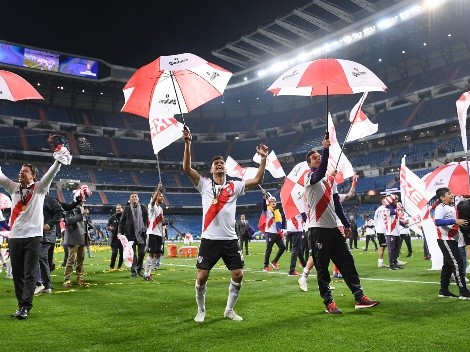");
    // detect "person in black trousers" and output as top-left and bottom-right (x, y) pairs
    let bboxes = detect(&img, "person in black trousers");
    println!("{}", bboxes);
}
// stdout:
(107, 204), (124, 270)
(118, 193), (148, 278)
(287, 213), (307, 276)
(348, 215), (359, 250)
